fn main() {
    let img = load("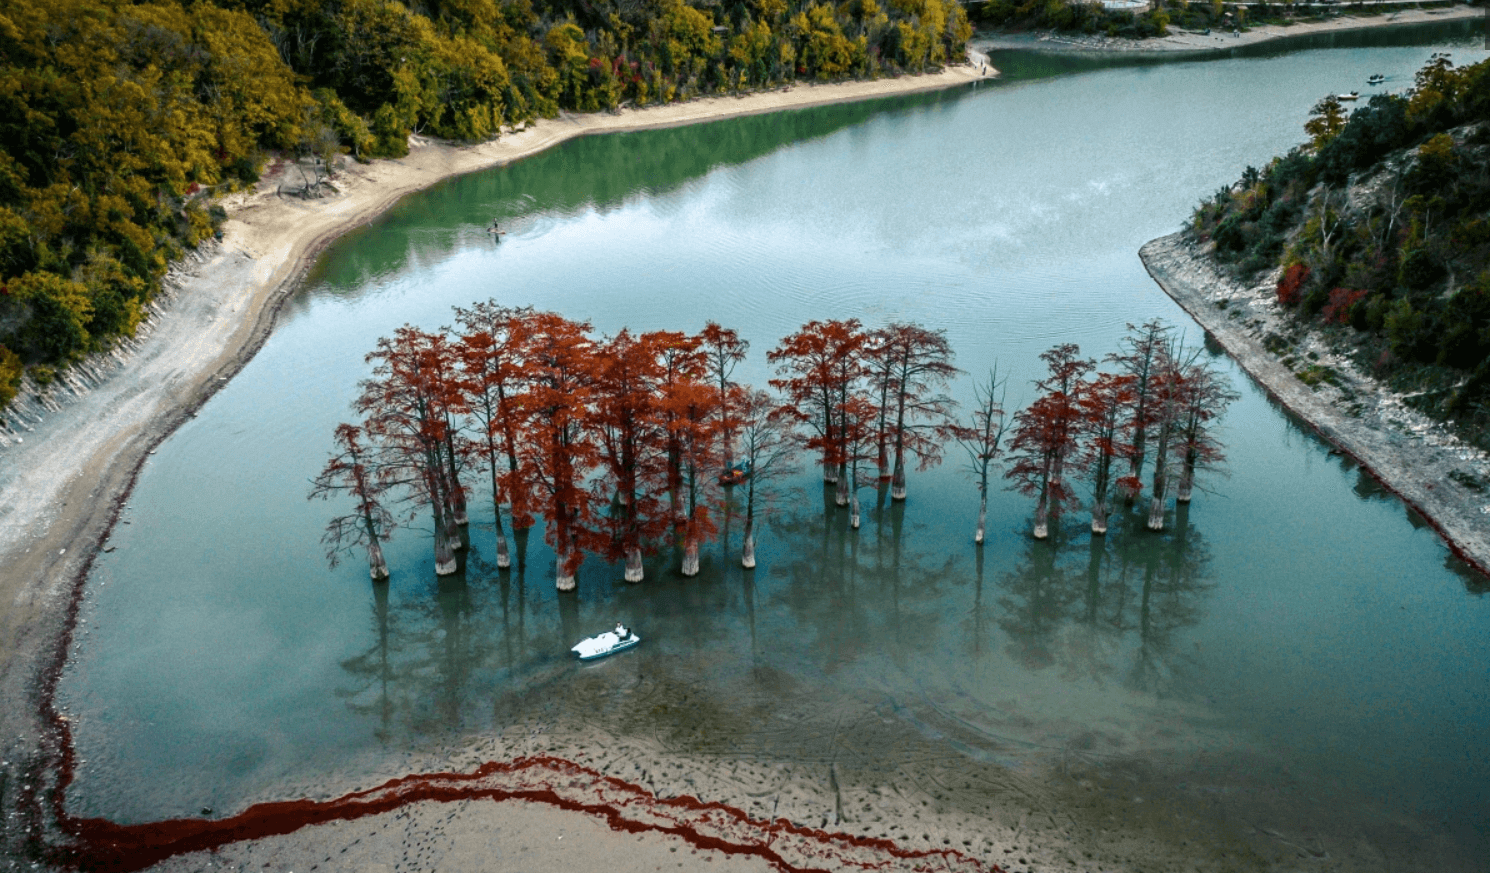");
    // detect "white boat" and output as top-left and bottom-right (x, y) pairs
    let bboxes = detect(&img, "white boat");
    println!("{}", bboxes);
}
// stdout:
(571, 626), (641, 660)
(1337, 91), (1360, 101)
